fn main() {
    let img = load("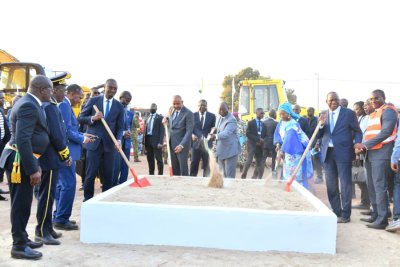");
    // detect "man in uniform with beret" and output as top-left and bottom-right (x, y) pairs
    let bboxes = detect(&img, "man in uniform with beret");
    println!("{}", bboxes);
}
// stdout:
(35, 73), (72, 245)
